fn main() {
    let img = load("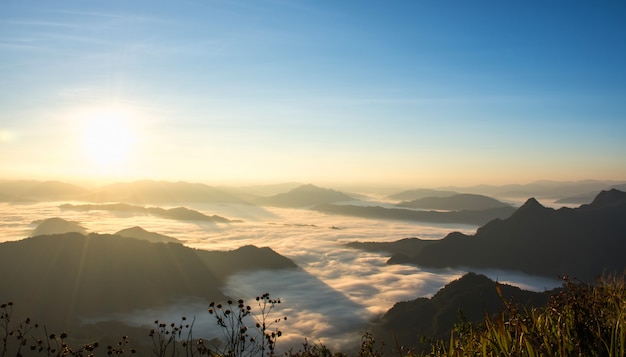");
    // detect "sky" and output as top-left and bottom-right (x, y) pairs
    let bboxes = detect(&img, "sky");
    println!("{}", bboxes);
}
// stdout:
(1, 0), (625, 187)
